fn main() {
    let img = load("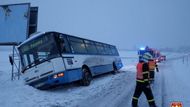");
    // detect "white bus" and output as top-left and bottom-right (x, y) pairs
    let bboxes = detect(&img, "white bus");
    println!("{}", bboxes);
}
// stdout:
(18, 31), (123, 89)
